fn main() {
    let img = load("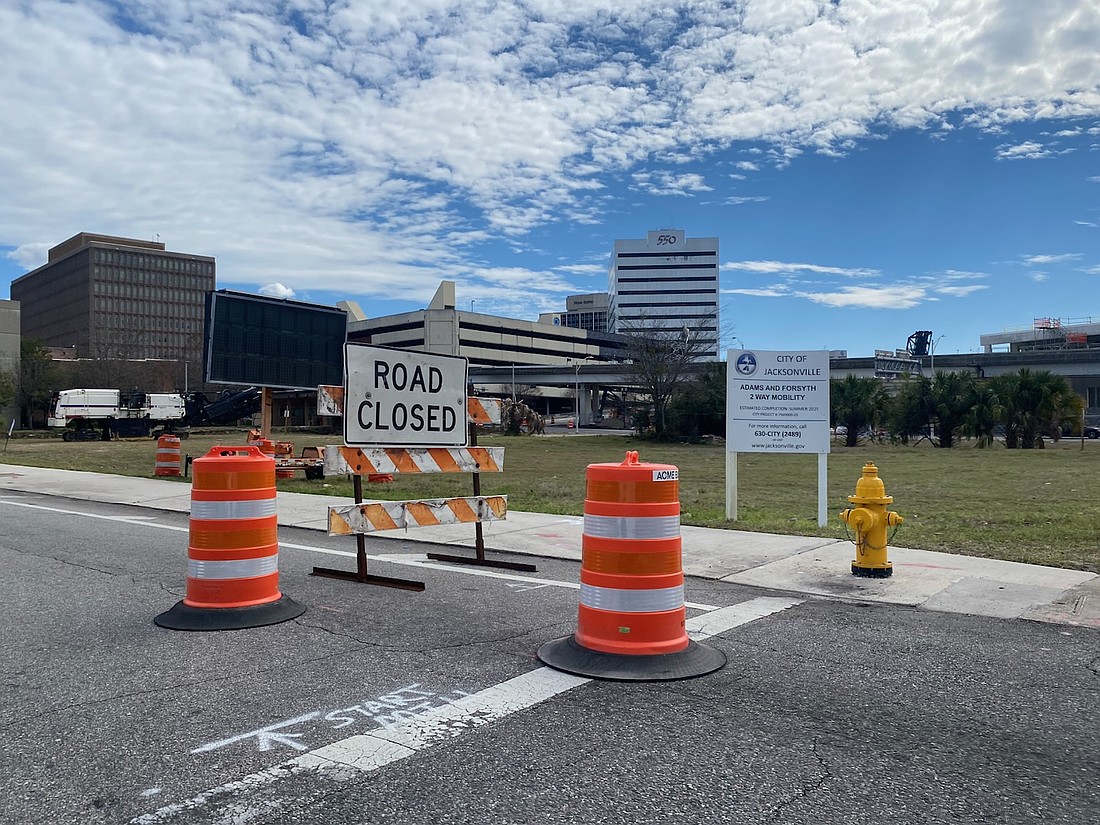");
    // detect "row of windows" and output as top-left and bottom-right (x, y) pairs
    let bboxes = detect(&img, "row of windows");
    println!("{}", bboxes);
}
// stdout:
(93, 333), (195, 356)
(95, 301), (202, 332)
(94, 249), (213, 275)
(92, 294), (202, 321)
(615, 251), (717, 259)
(615, 264), (717, 271)
(93, 266), (210, 291)
(613, 275), (717, 284)
(96, 310), (201, 333)
(93, 282), (205, 311)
